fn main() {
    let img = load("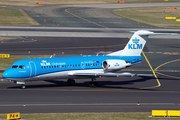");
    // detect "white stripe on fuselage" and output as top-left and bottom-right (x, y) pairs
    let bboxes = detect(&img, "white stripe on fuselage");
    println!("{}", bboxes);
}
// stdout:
(36, 69), (104, 79)
(7, 69), (104, 81)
